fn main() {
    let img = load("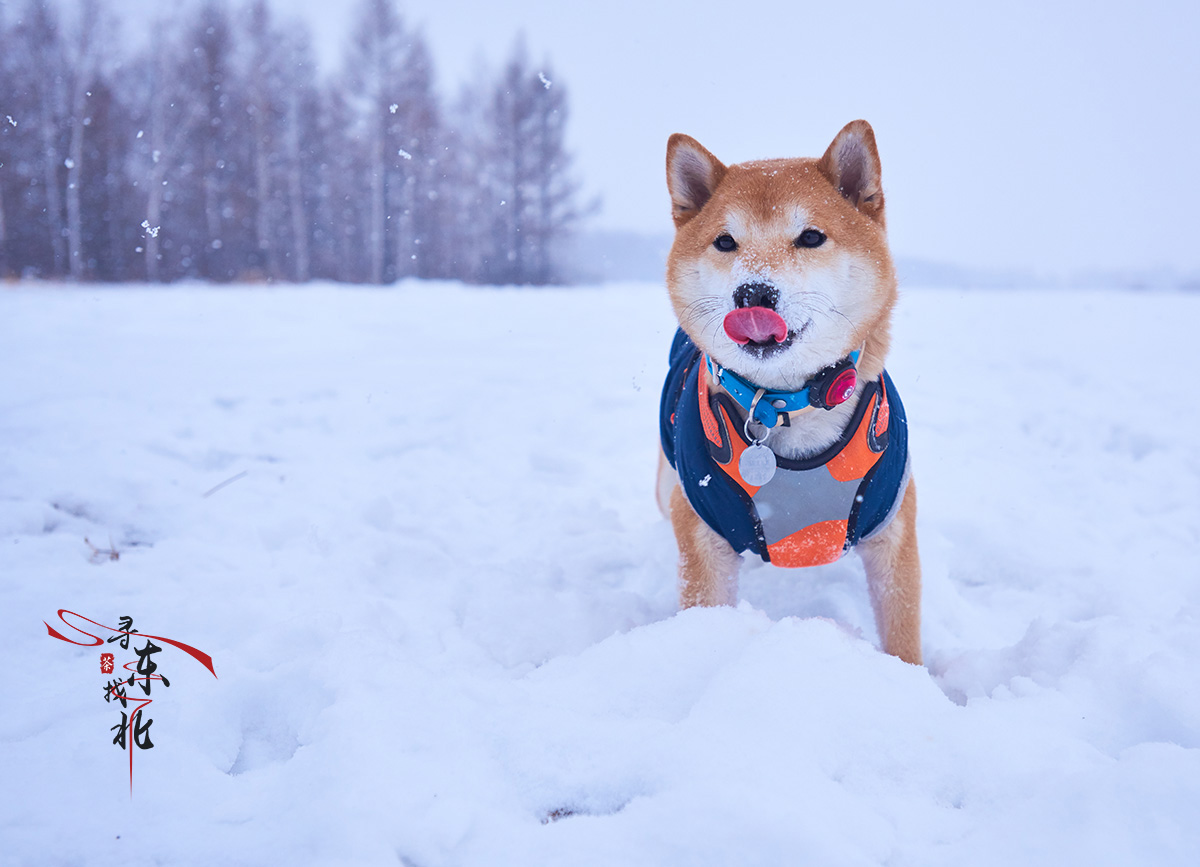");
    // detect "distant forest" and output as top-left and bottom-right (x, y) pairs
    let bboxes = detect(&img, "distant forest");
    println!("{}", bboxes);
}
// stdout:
(0, 0), (591, 285)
